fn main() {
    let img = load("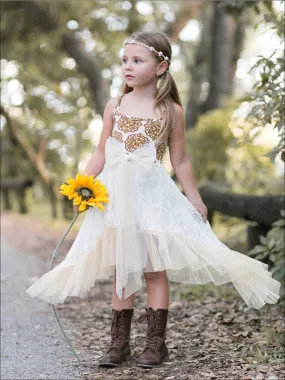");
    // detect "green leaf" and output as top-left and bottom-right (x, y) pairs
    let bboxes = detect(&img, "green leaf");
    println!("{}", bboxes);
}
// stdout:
(277, 57), (285, 65)
(272, 266), (285, 281)
(263, 0), (273, 11)
(260, 235), (268, 245)
(249, 245), (266, 255)
(272, 219), (285, 228)
(274, 120), (284, 132)
(254, 4), (261, 14)
(268, 239), (275, 250)
(264, 149), (280, 163)
(261, 250), (271, 259)
(269, 253), (276, 262)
